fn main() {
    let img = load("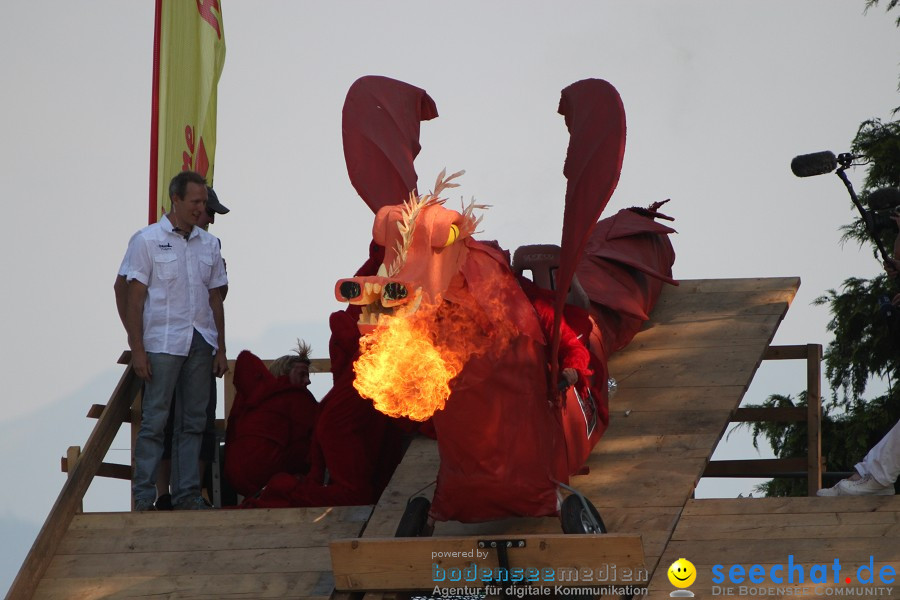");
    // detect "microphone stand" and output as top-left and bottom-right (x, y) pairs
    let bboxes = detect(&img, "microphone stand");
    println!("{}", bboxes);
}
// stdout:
(833, 154), (900, 322)
(834, 153), (892, 262)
